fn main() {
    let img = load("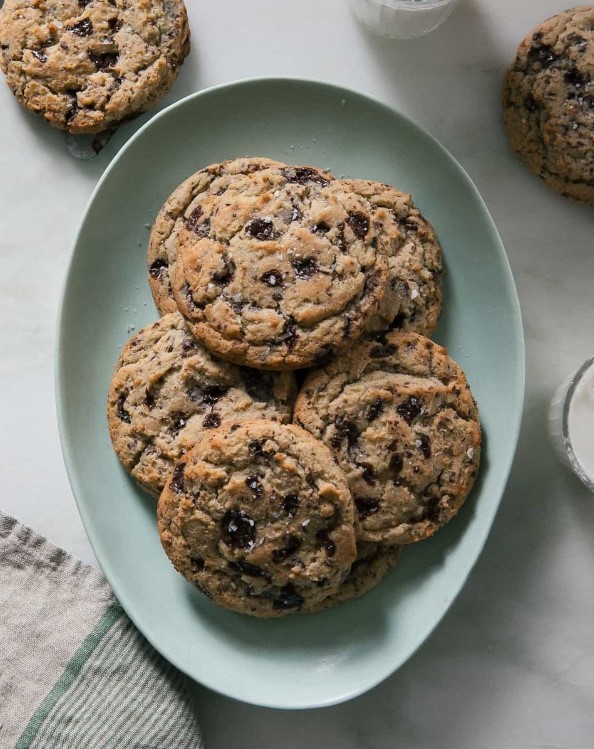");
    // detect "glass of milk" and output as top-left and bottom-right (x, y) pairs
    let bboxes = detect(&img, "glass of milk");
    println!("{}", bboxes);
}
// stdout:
(349, 0), (462, 39)
(549, 354), (594, 493)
